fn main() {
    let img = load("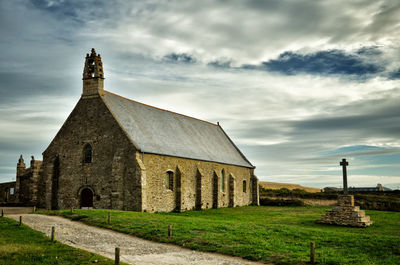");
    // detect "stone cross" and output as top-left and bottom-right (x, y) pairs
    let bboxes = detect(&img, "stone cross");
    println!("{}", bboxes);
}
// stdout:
(340, 158), (349, 195)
